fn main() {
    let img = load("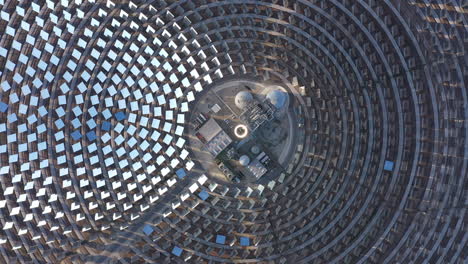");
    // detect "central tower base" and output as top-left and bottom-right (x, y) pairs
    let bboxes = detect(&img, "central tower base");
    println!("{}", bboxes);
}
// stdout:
(187, 77), (299, 185)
